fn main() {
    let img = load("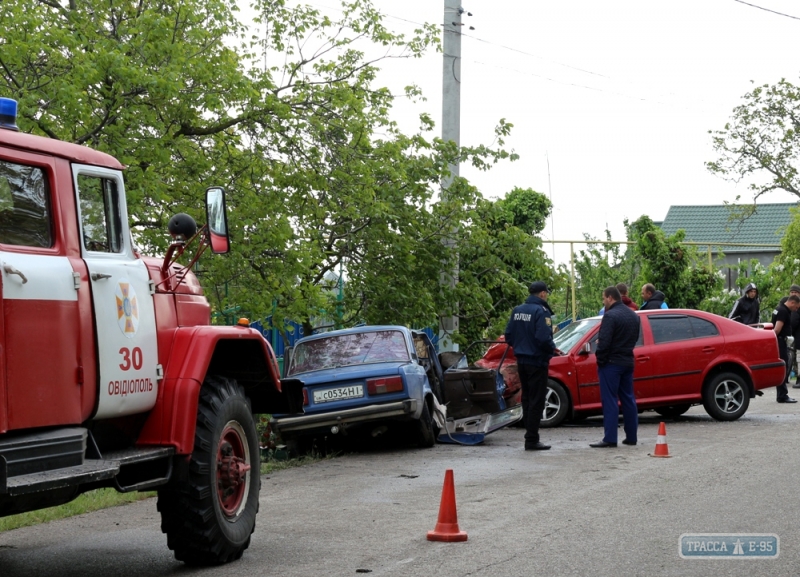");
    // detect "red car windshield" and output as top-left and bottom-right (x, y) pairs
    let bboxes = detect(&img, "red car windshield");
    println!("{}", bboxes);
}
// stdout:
(288, 330), (411, 375)
(553, 318), (601, 353)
